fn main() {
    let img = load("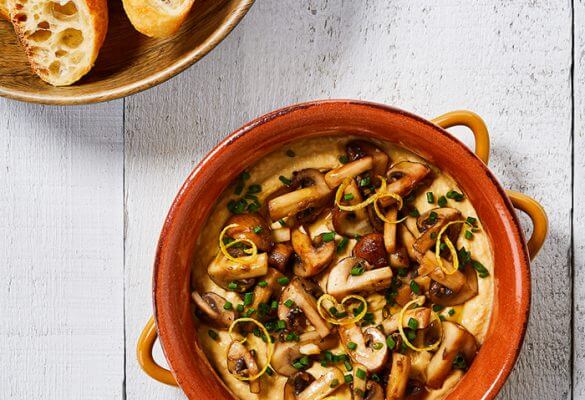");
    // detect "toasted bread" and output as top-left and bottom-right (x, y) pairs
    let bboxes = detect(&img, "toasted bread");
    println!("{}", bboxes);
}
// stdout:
(122, 0), (195, 38)
(9, 0), (108, 86)
(1, 0), (8, 20)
